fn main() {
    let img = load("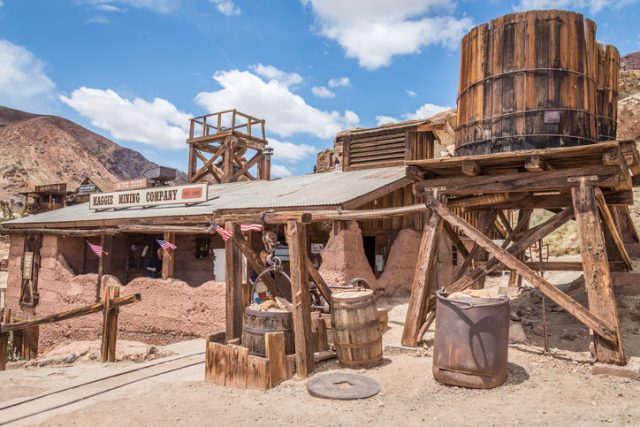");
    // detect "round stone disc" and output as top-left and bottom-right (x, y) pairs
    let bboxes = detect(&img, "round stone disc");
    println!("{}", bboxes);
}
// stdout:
(307, 373), (380, 400)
